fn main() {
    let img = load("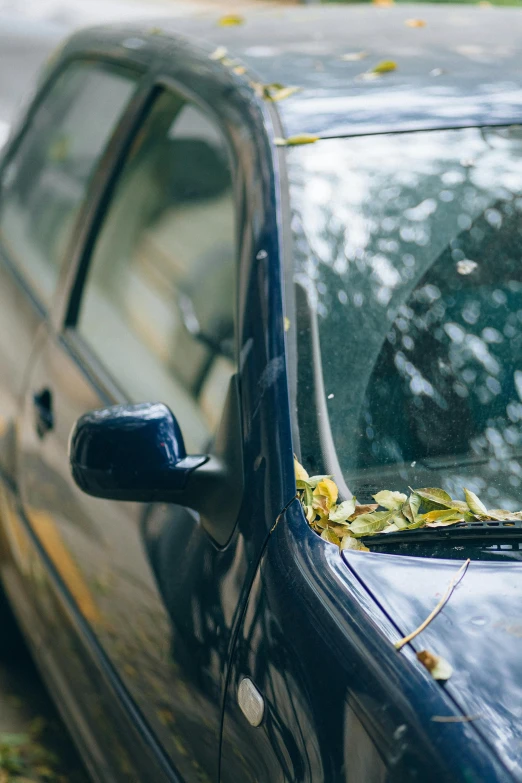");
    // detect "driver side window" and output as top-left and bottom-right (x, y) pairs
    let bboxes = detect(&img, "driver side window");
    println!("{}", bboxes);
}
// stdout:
(77, 89), (237, 453)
